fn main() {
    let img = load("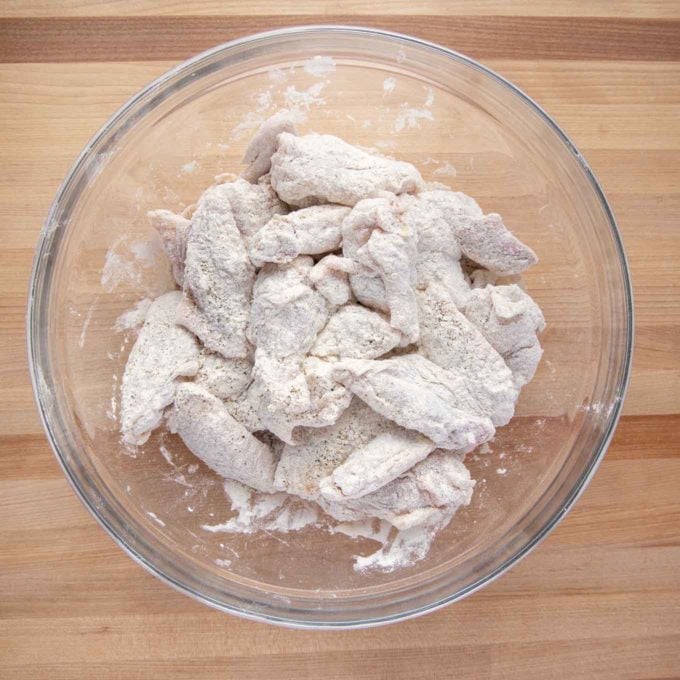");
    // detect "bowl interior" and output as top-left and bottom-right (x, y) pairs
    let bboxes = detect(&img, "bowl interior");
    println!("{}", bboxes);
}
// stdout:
(30, 28), (631, 626)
